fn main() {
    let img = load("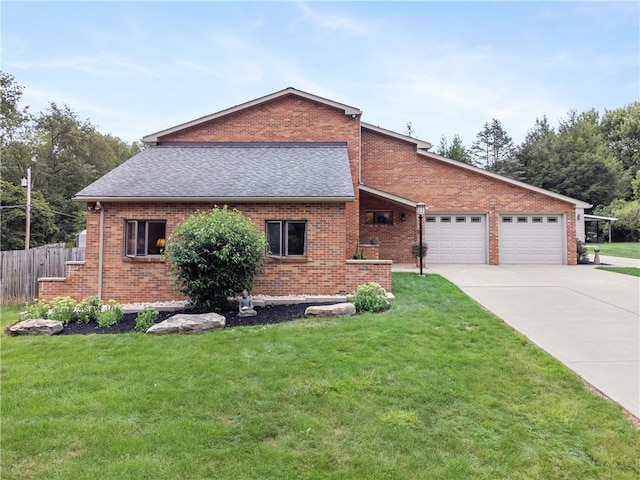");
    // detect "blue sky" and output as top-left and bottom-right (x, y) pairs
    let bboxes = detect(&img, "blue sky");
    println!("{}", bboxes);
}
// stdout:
(2, 1), (638, 148)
